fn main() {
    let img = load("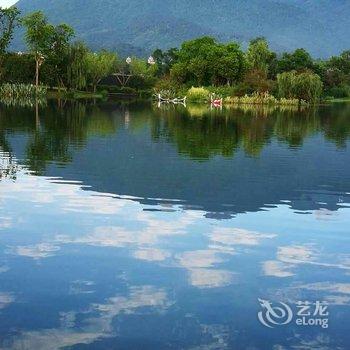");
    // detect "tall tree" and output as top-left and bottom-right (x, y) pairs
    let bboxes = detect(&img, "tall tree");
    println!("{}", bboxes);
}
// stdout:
(152, 48), (178, 76)
(85, 50), (118, 92)
(22, 12), (54, 89)
(170, 36), (245, 86)
(212, 43), (246, 85)
(22, 11), (74, 89)
(66, 41), (89, 90)
(0, 7), (20, 55)
(328, 50), (350, 78)
(246, 38), (274, 74)
(277, 48), (314, 73)
(49, 23), (75, 87)
(0, 7), (20, 80)
(277, 70), (323, 103)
